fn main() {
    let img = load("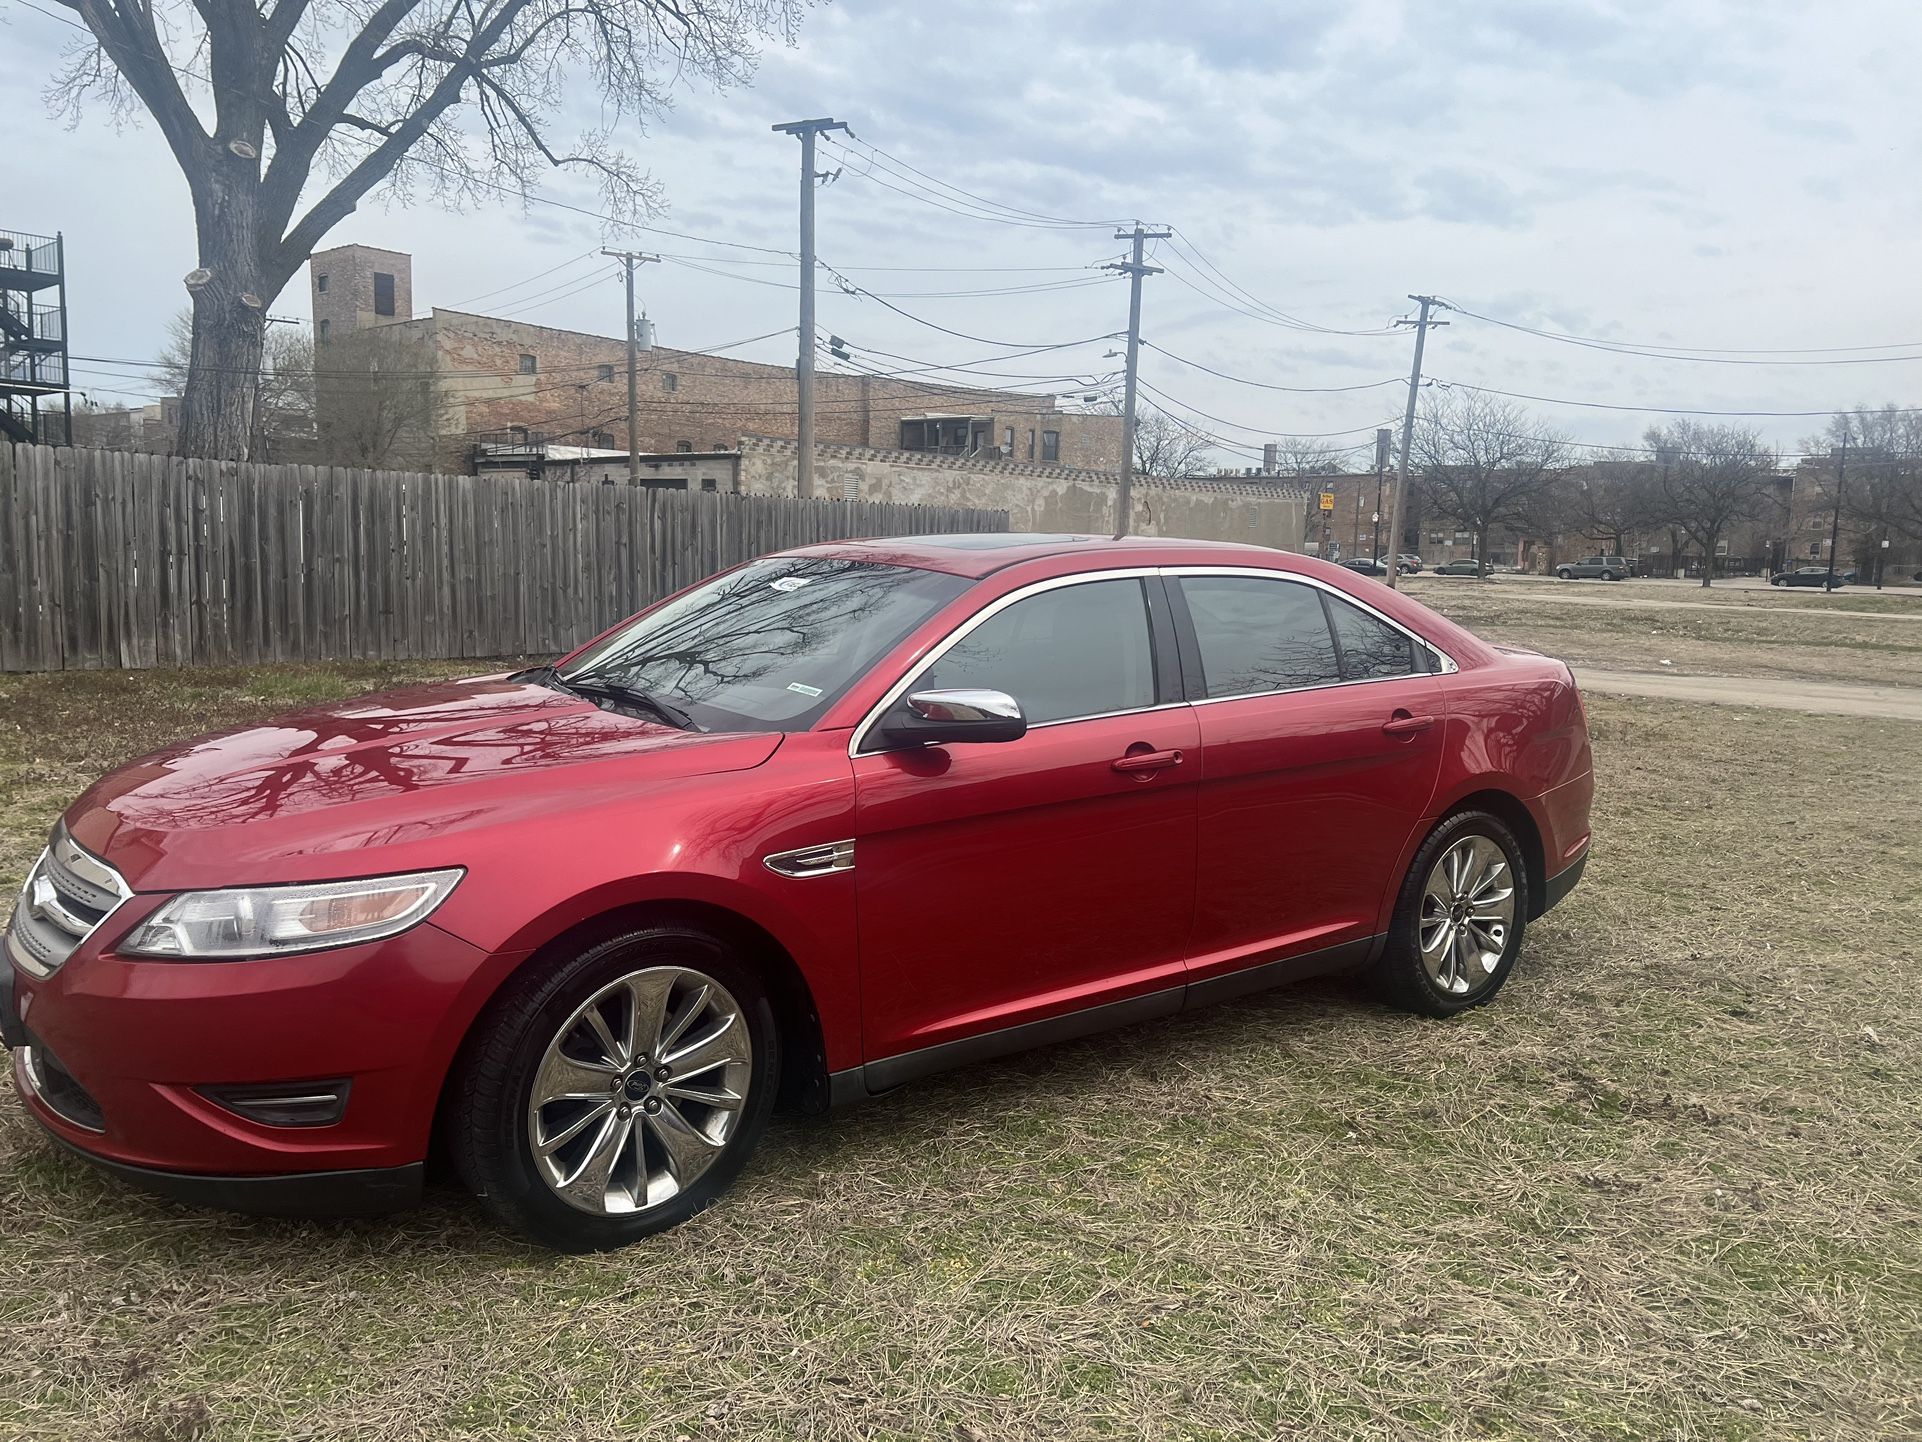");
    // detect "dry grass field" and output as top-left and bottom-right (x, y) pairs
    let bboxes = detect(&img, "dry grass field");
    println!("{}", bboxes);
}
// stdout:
(1, 606), (1918, 1440)
(1404, 578), (1922, 688)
